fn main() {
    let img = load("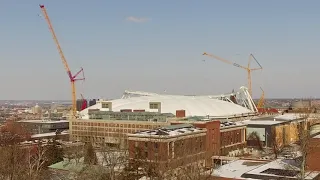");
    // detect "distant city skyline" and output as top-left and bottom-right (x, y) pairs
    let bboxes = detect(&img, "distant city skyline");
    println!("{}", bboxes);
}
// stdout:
(1, 0), (319, 100)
